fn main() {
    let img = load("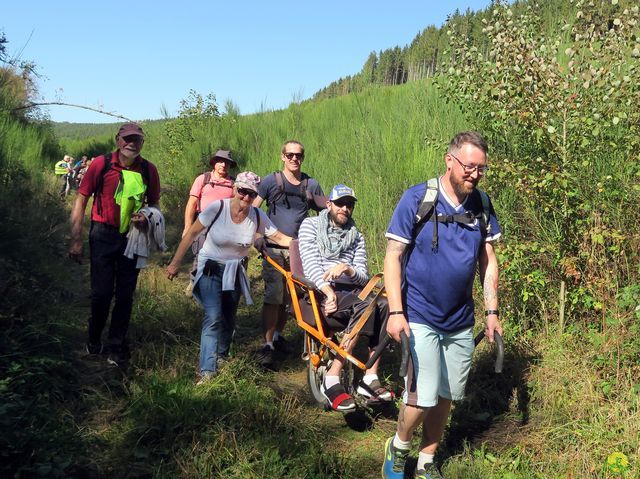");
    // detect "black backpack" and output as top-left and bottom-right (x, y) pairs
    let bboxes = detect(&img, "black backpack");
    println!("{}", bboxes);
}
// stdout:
(266, 171), (326, 216)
